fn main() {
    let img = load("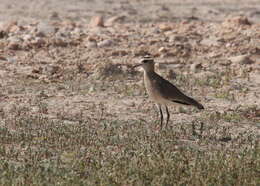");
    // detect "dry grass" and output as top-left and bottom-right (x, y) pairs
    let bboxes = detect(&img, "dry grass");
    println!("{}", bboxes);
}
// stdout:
(0, 106), (258, 185)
